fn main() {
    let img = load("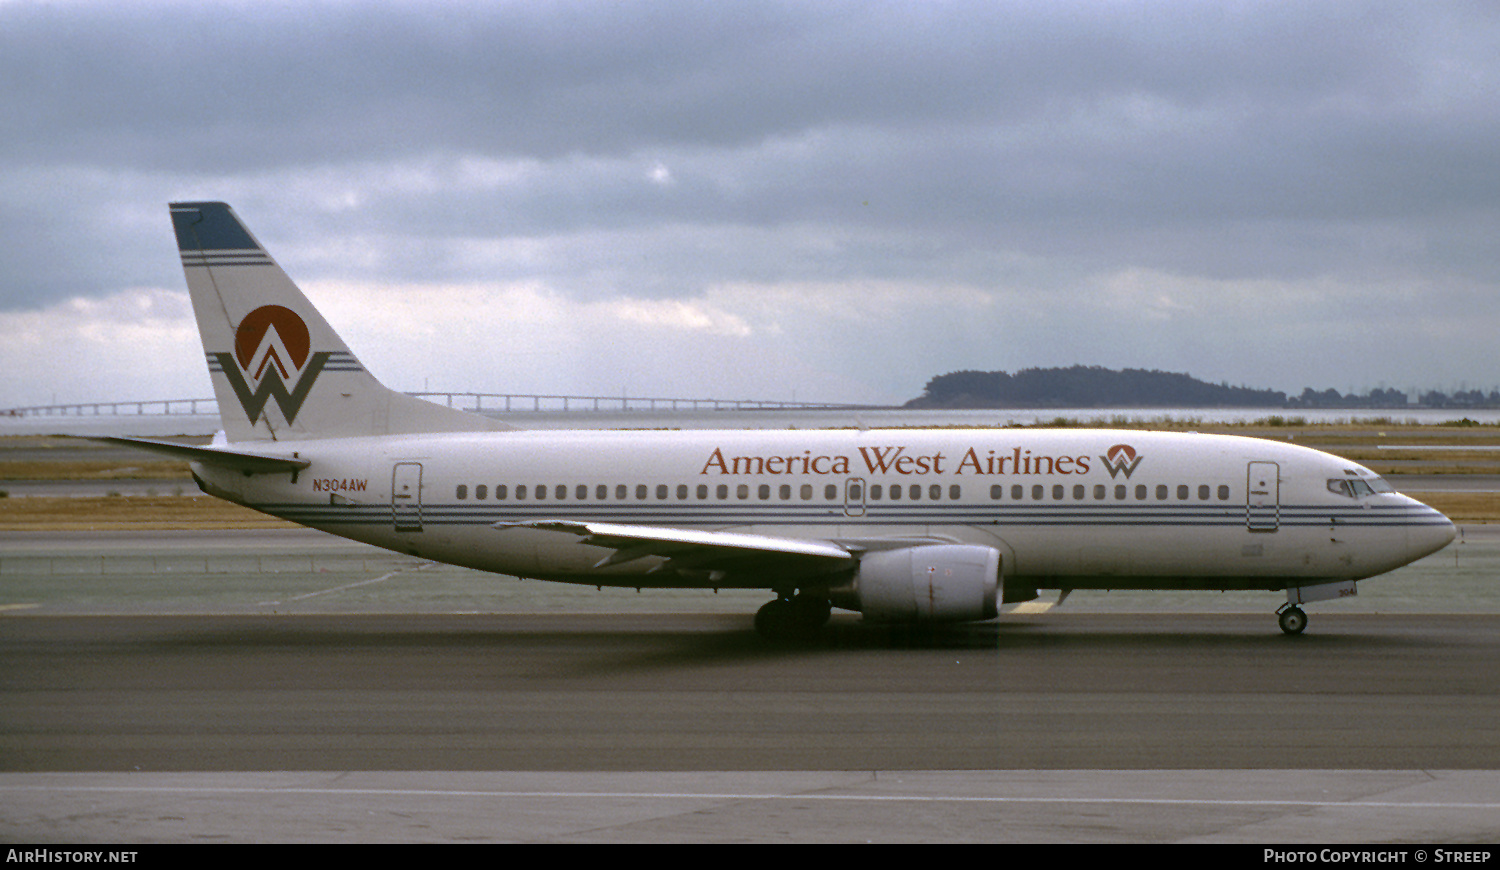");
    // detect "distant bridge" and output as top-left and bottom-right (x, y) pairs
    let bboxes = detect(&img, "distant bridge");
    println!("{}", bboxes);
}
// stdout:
(3, 392), (879, 419)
